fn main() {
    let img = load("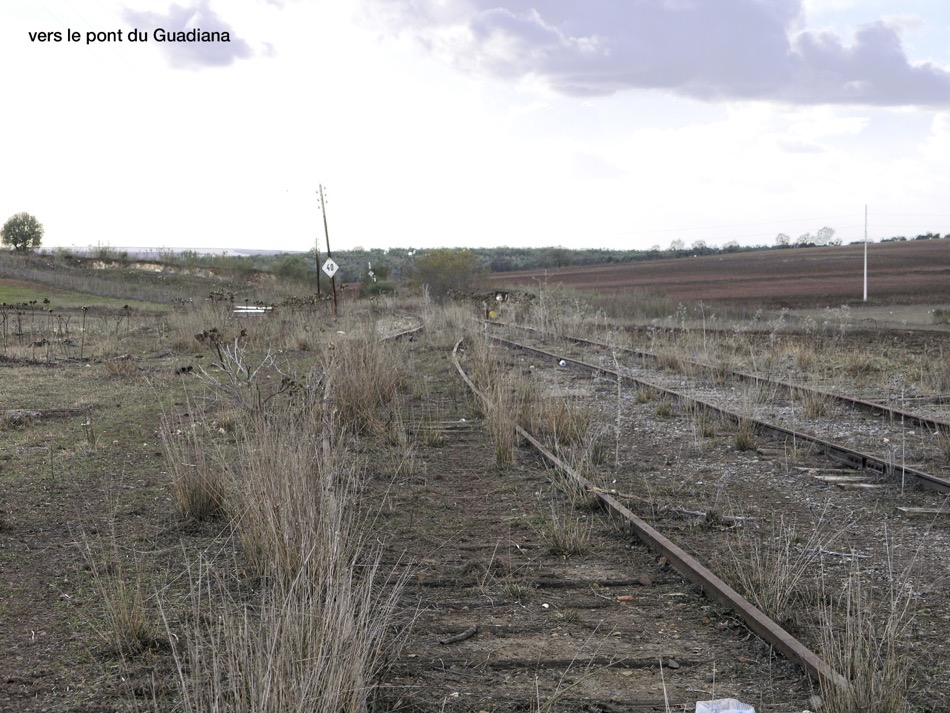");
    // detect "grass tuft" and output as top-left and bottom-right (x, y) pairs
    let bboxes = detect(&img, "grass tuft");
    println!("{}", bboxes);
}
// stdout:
(818, 562), (916, 713)
(81, 531), (163, 656)
(935, 429), (950, 462)
(160, 416), (227, 521)
(539, 503), (592, 556)
(726, 515), (832, 623)
(734, 417), (757, 451)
